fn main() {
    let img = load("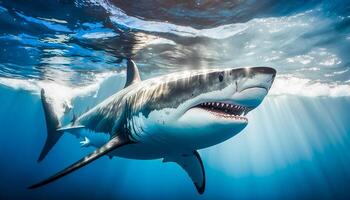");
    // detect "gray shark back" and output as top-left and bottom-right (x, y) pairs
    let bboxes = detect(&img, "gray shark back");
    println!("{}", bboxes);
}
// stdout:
(75, 86), (130, 135)
(74, 59), (143, 135)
